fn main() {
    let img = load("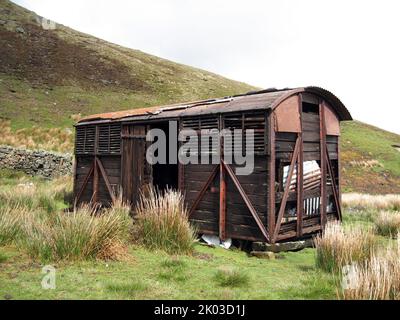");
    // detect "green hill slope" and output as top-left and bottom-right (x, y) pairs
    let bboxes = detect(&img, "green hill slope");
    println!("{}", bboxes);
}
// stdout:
(0, 0), (255, 129)
(0, 0), (399, 194)
(341, 121), (400, 194)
